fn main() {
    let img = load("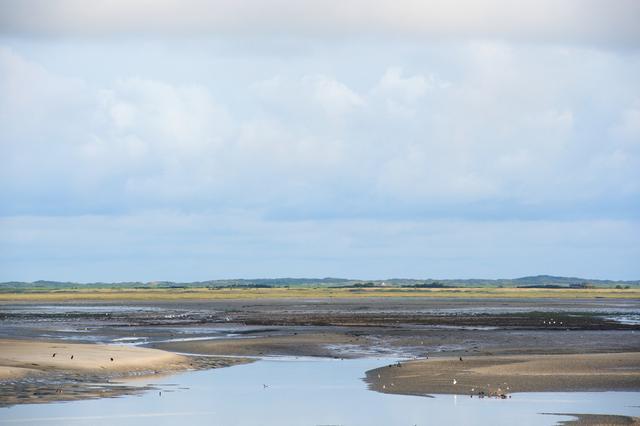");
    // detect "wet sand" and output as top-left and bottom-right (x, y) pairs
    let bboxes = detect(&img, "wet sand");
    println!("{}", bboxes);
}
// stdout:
(152, 332), (358, 358)
(365, 352), (640, 396)
(147, 329), (640, 361)
(546, 413), (640, 425)
(0, 365), (38, 380)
